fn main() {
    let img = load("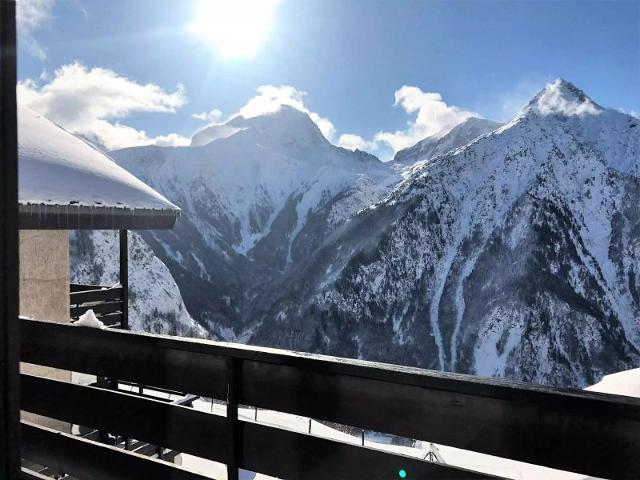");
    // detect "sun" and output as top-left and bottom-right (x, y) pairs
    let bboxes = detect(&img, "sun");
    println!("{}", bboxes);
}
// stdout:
(189, 0), (281, 58)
